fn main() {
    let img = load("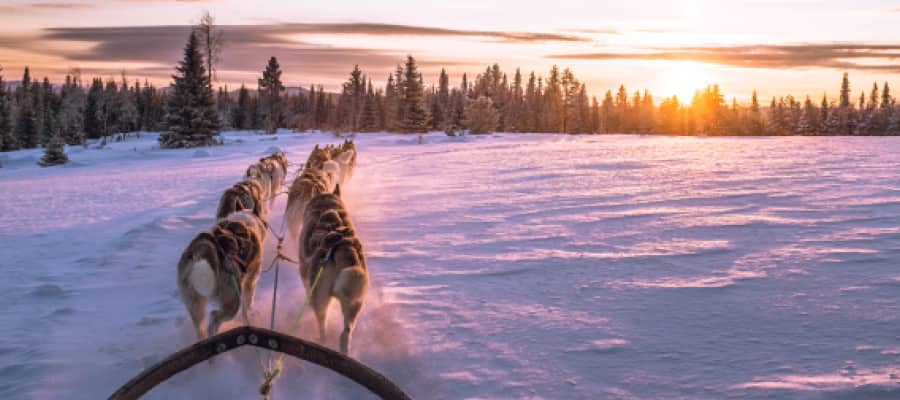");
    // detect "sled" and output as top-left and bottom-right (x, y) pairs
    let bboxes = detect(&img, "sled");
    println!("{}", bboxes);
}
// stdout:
(108, 325), (412, 400)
